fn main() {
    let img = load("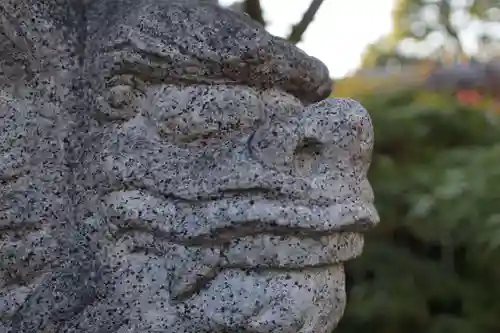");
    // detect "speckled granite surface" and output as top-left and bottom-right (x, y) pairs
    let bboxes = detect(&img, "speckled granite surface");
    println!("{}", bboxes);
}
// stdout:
(0, 1), (378, 332)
